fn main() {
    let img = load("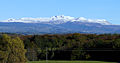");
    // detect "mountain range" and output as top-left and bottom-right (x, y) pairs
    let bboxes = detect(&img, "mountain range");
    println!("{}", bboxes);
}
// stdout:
(0, 15), (120, 34)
